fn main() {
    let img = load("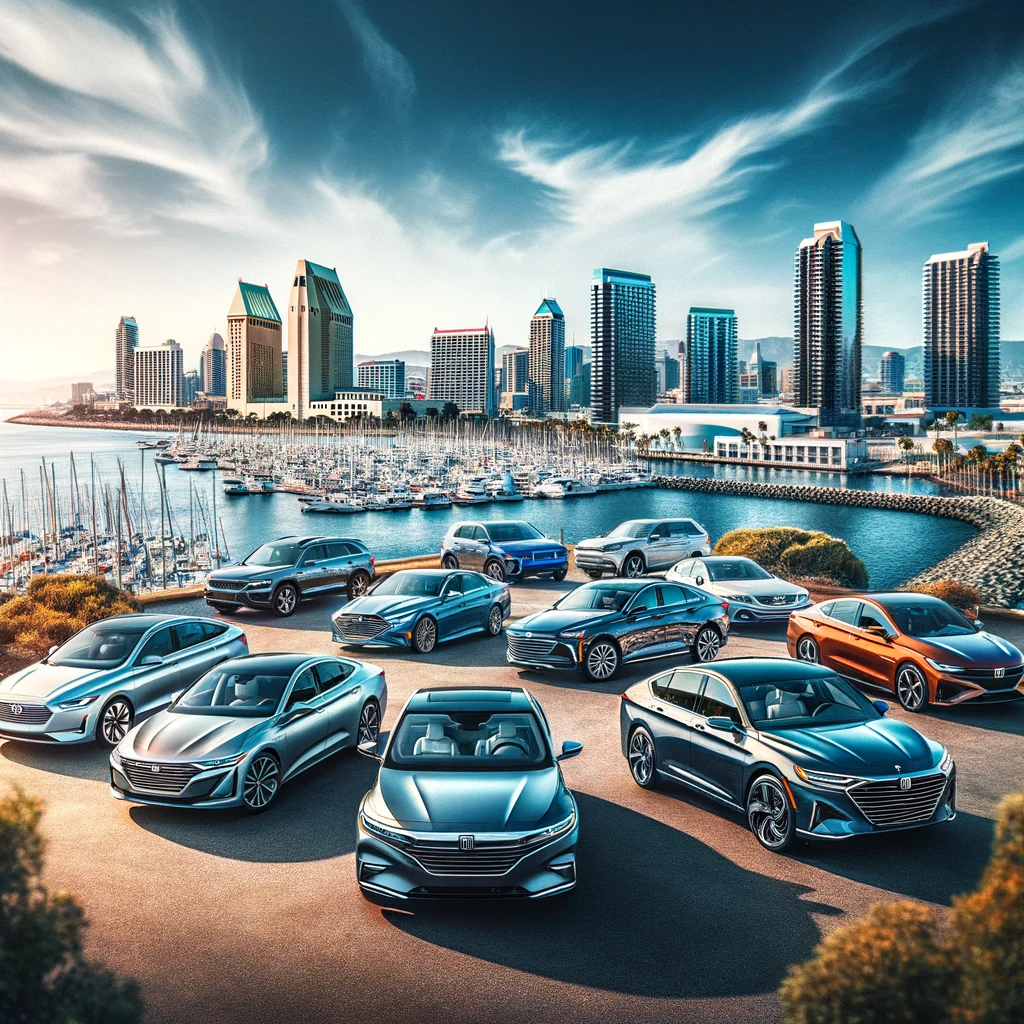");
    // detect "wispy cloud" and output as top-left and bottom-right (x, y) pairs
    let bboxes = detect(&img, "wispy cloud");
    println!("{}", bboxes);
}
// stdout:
(335, 0), (415, 112)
